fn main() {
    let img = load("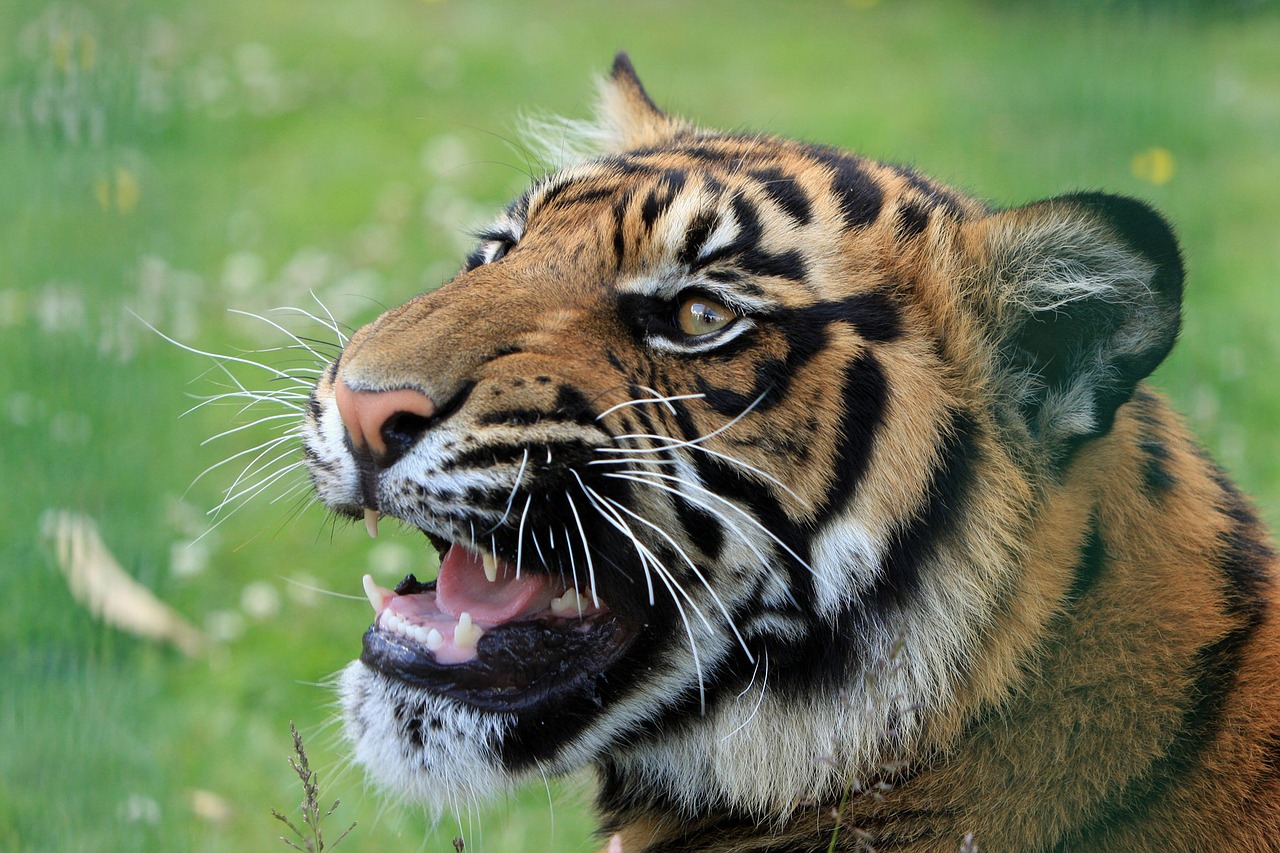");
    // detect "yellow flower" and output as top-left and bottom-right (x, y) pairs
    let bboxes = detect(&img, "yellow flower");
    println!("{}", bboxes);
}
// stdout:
(94, 167), (140, 214)
(1131, 147), (1176, 186)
